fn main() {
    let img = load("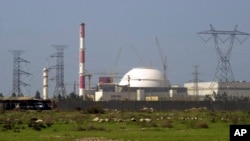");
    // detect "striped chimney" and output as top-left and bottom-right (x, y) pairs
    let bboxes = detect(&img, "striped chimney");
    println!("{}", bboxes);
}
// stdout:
(79, 23), (85, 98)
